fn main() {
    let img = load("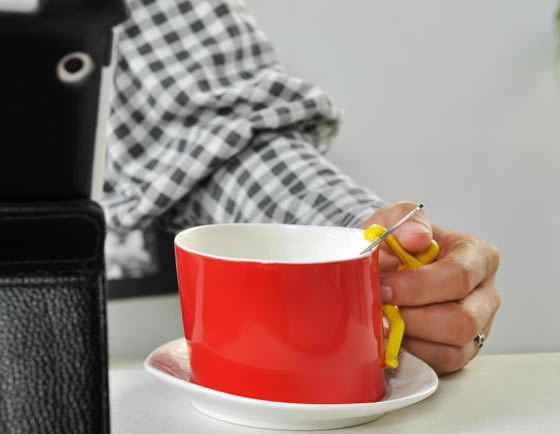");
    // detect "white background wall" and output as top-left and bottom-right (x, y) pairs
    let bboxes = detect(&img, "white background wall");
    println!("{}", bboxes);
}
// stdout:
(109, 0), (560, 360)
